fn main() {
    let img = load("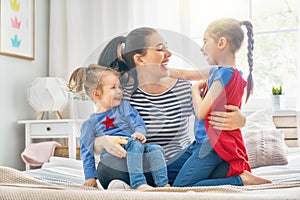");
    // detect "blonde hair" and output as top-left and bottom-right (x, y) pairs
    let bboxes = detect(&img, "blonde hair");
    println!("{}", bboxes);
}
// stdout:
(67, 64), (120, 100)
(206, 18), (254, 102)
